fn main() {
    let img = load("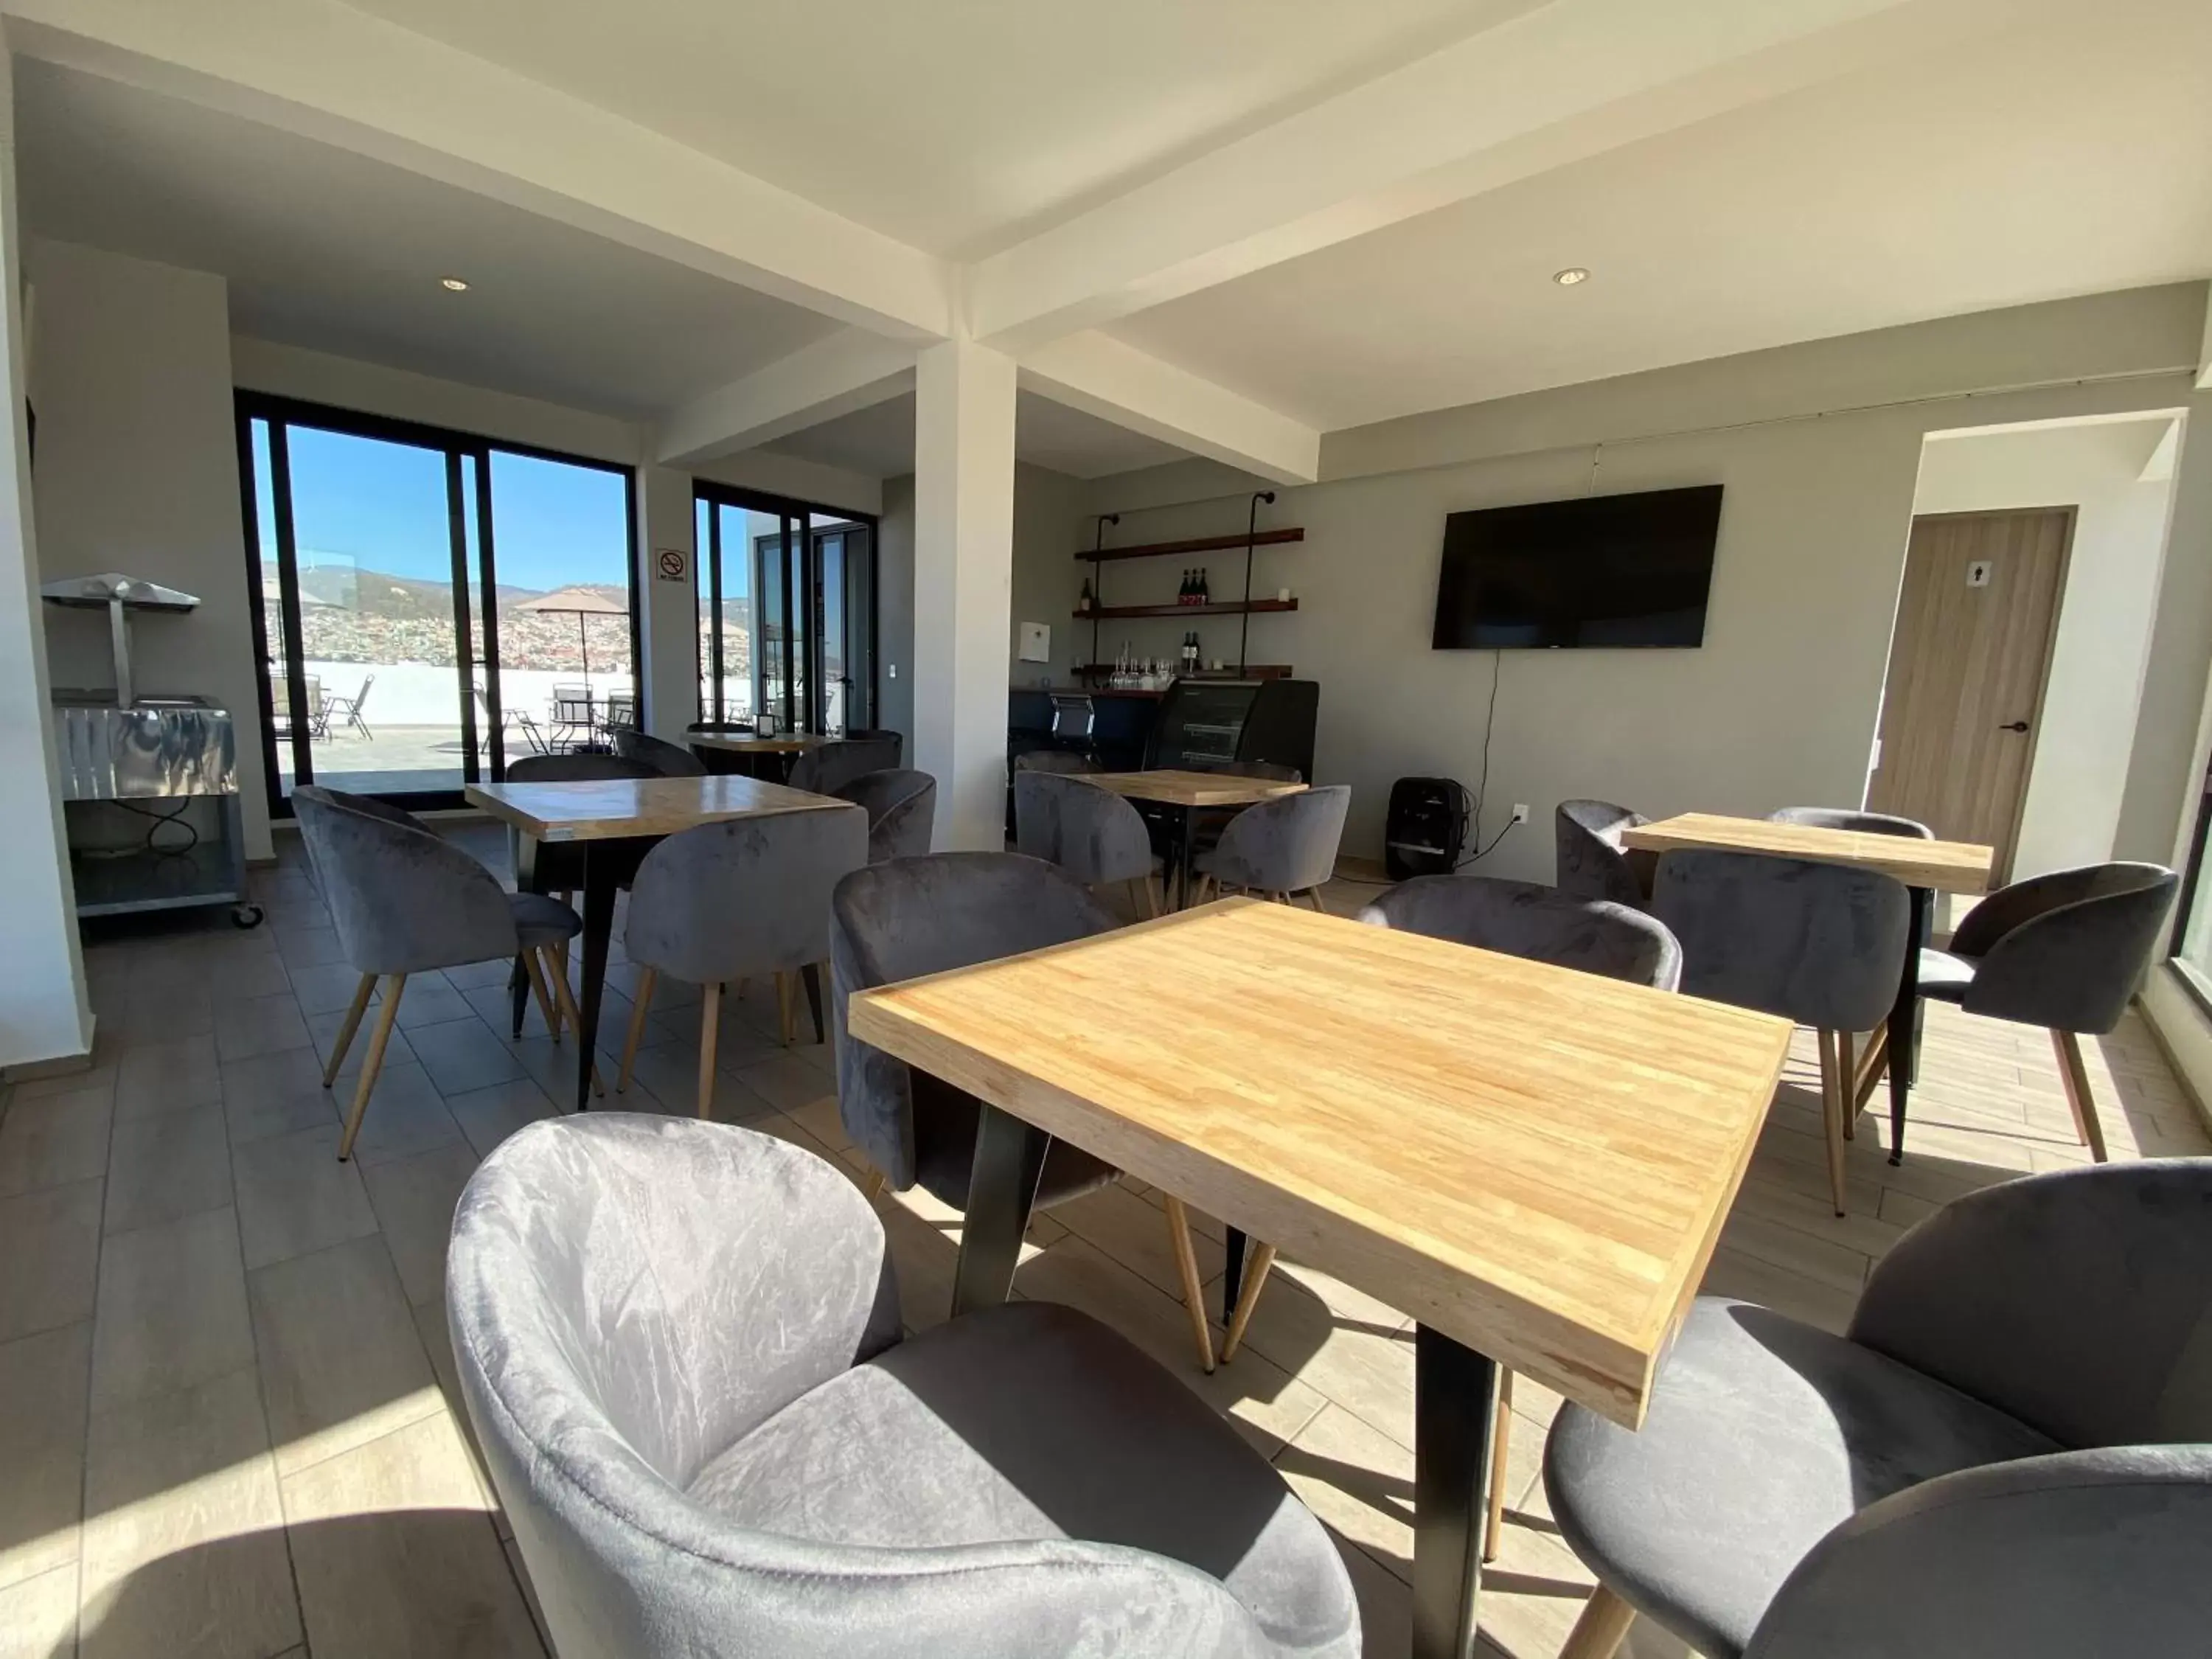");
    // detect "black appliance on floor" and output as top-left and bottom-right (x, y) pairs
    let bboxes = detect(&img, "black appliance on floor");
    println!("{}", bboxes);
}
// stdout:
(1384, 777), (1467, 879)
(1145, 678), (1318, 782)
